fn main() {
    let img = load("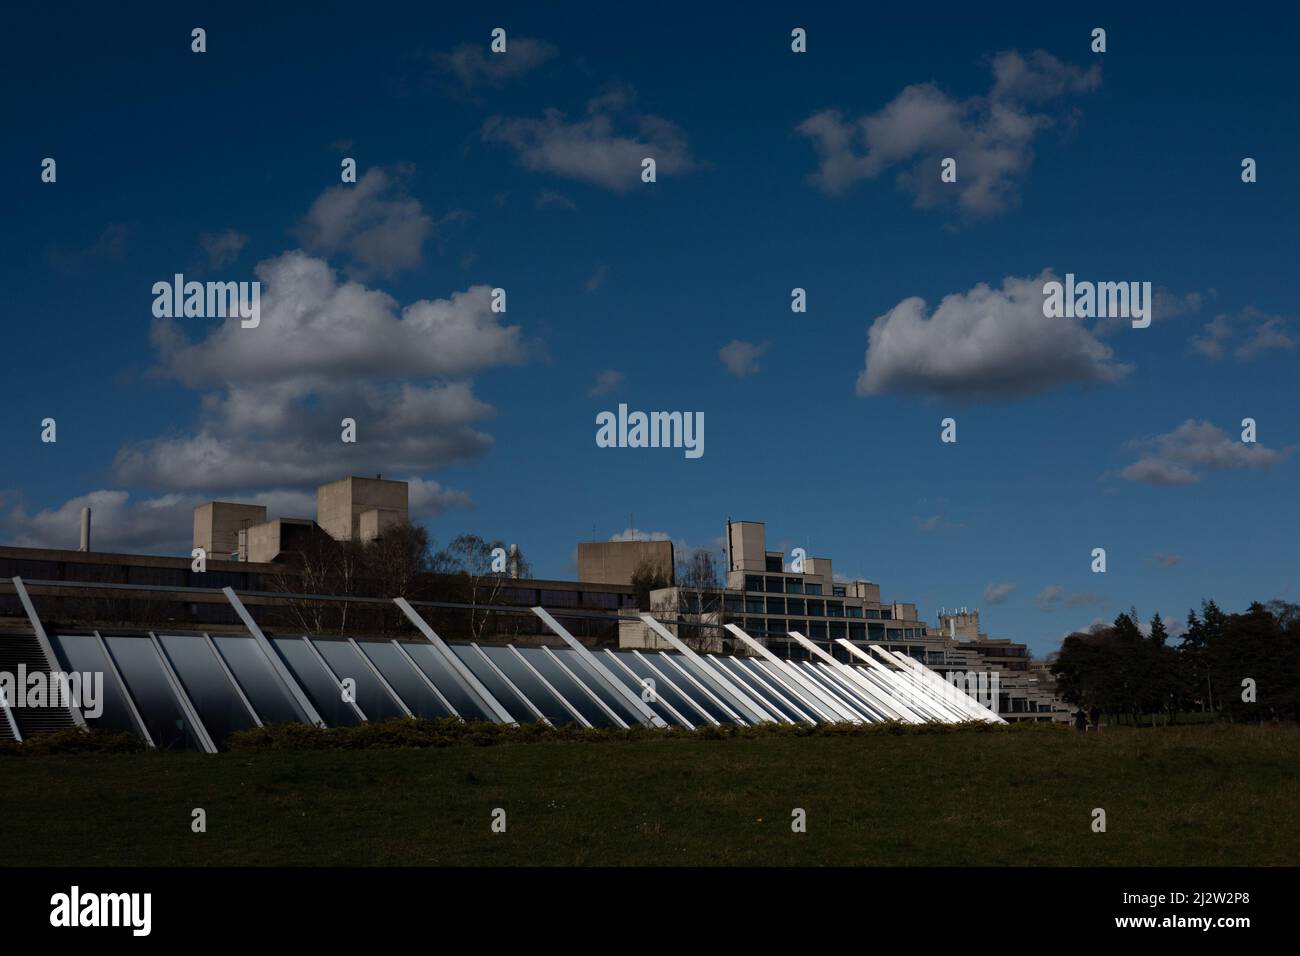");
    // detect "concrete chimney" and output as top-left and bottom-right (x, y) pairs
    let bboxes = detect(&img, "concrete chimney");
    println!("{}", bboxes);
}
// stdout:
(508, 543), (520, 579)
(79, 507), (91, 552)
